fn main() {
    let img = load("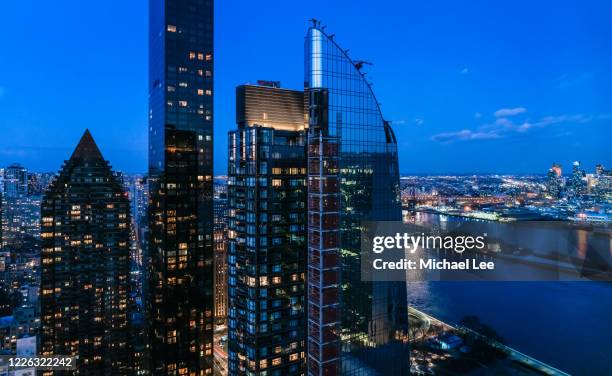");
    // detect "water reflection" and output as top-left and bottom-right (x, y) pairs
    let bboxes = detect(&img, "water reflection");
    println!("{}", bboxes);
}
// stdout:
(406, 212), (612, 375)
